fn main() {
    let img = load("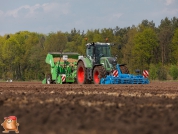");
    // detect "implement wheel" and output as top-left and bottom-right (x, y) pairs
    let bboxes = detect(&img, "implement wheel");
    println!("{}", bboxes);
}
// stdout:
(77, 61), (90, 84)
(93, 66), (106, 84)
(46, 74), (52, 84)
